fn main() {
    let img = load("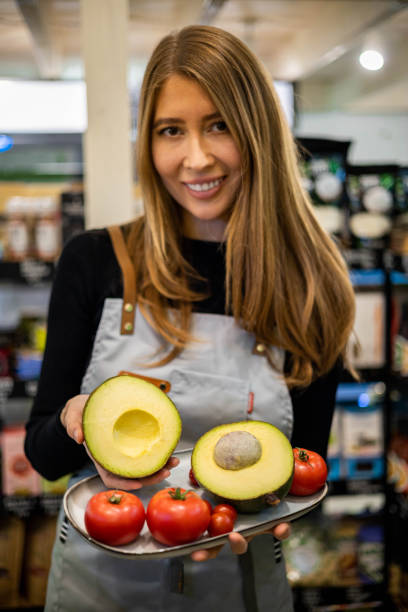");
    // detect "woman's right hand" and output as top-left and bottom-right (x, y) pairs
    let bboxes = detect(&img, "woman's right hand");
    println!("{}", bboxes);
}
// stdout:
(60, 394), (179, 490)
(60, 393), (89, 444)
